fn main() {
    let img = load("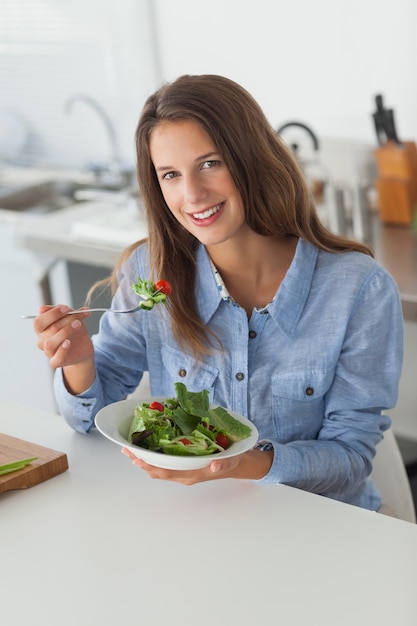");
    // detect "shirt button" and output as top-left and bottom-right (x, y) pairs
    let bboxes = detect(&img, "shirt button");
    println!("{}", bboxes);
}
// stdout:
(249, 330), (257, 339)
(178, 368), (187, 378)
(305, 387), (314, 396)
(235, 372), (245, 381)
